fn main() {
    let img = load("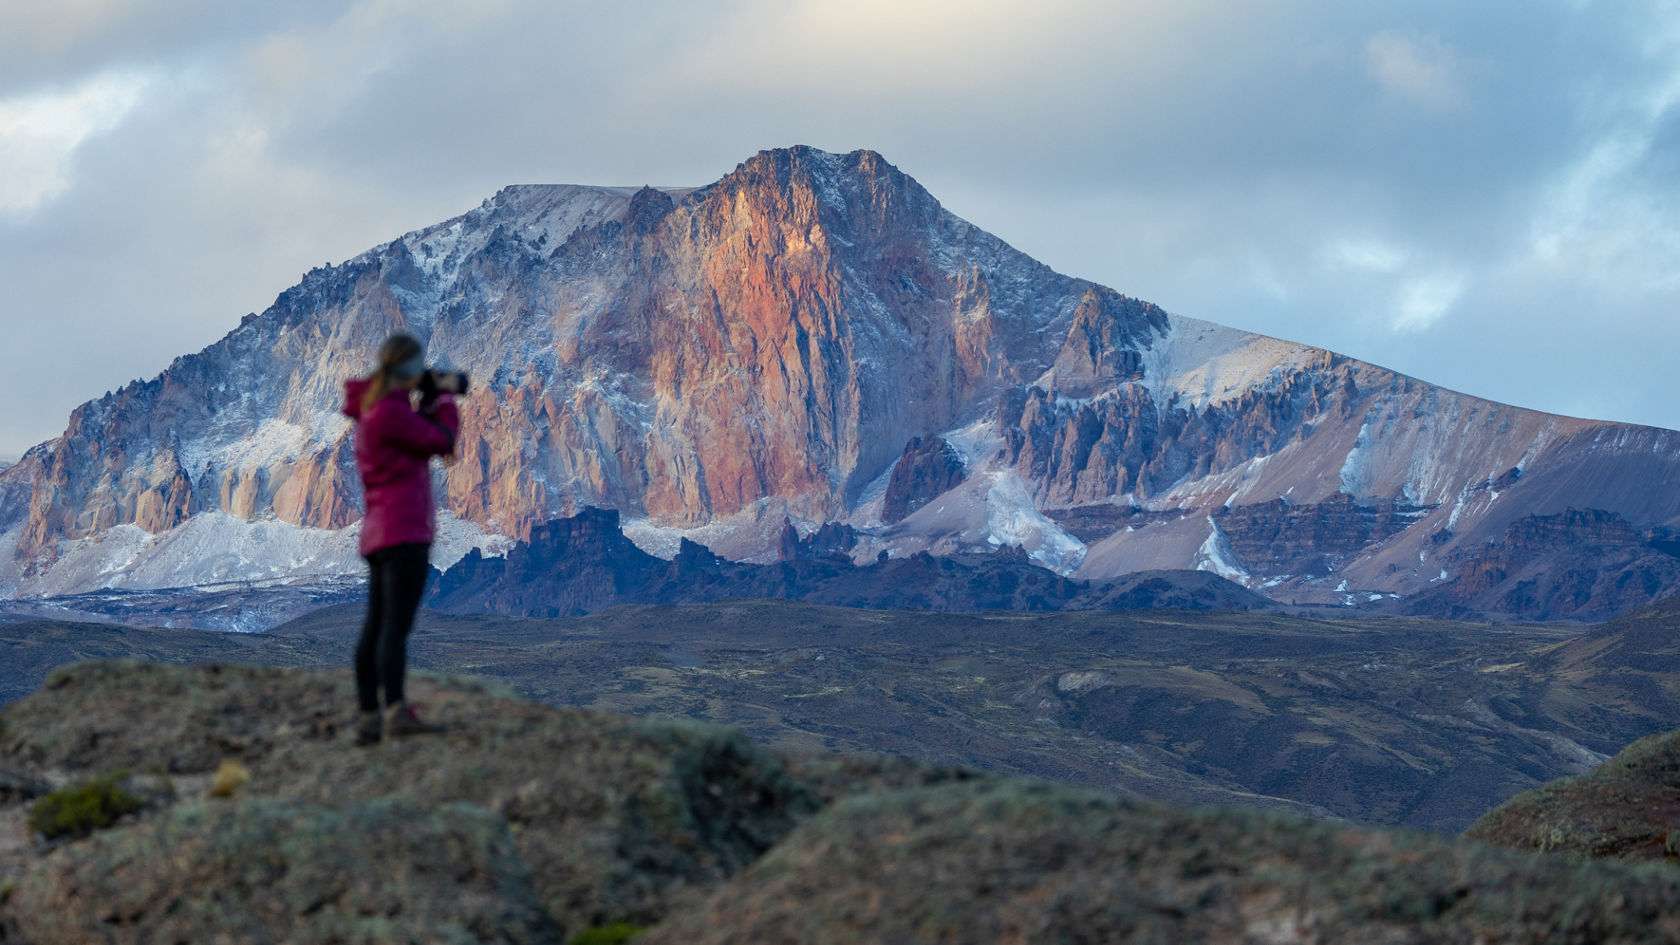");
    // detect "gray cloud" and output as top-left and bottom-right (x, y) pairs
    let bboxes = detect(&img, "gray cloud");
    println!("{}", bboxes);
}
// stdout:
(2, 0), (1679, 460)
